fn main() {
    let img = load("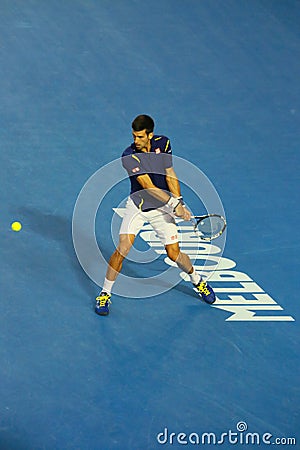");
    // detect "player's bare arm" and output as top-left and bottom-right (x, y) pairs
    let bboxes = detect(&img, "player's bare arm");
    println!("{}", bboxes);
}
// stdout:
(136, 173), (170, 203)
(165, 167), (191, 221)
(136, 172), (190, 220)
(165, 166), (181, 196)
